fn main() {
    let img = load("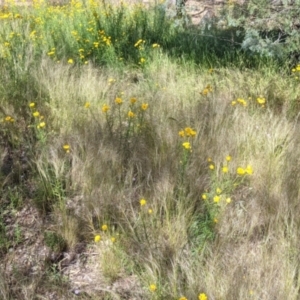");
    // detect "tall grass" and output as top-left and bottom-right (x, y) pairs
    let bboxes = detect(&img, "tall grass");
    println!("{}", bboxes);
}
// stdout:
(1, 0), (300, 299)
